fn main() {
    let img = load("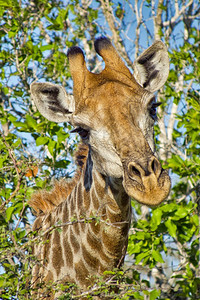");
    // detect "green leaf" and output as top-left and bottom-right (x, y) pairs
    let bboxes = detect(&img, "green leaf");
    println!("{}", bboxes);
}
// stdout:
(47, 140), (56, 156)
(152, 249), (164, 263)
(0, 154), (8, 168)
(135, 251), (150, 264)
(25, 115), (37, 130)
(56, 128), (69, 143)
(191, 214), (199, 226)
(172, 207), (188, 220)
(127, 240), (143, 254)
(36, 136), (49, 146)
(150, 289), (161, 300)
(151, 208), (162, 230)
(54, 159), (70, 169)
(40, 44), (54, 51)
(6, 207), (15, 222)
(165, 218), (177, 238)
(133, 291), (144, 300)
